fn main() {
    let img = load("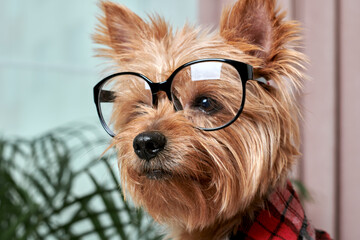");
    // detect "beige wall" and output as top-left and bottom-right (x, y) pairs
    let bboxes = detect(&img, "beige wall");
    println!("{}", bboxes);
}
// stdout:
(198, 0), (360, 239)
